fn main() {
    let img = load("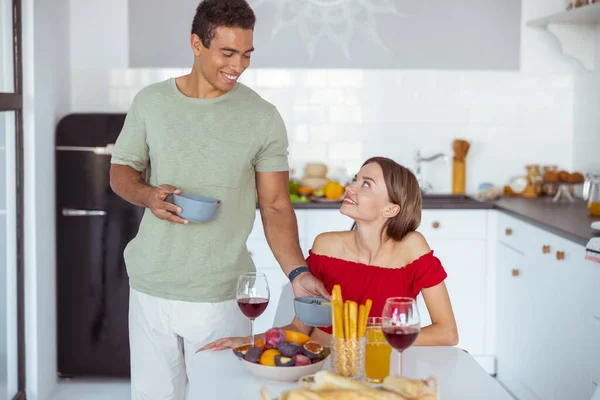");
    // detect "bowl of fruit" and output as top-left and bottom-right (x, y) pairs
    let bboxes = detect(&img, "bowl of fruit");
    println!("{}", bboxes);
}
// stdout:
(233, 328), (330, 382)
